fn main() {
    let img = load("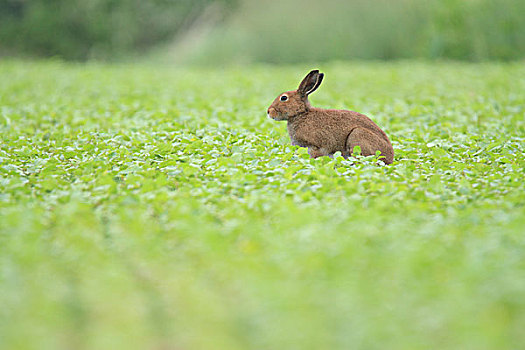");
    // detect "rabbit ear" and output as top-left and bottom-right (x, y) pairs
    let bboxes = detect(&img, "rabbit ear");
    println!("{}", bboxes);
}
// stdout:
(298, 70), (324, 96)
